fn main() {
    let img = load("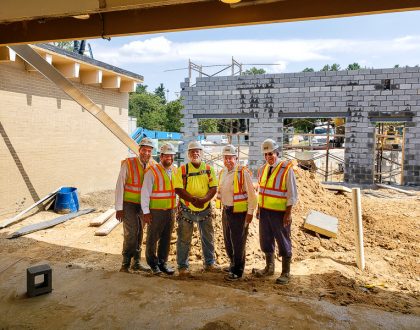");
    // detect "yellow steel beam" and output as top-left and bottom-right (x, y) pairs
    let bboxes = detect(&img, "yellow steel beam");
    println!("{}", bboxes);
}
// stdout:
(1, 0), (420, 45)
